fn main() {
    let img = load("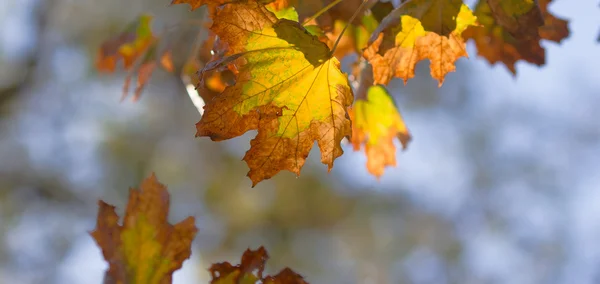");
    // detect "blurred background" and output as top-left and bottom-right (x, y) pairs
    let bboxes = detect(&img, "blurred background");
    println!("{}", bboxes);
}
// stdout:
(1, 0), (600, 283)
